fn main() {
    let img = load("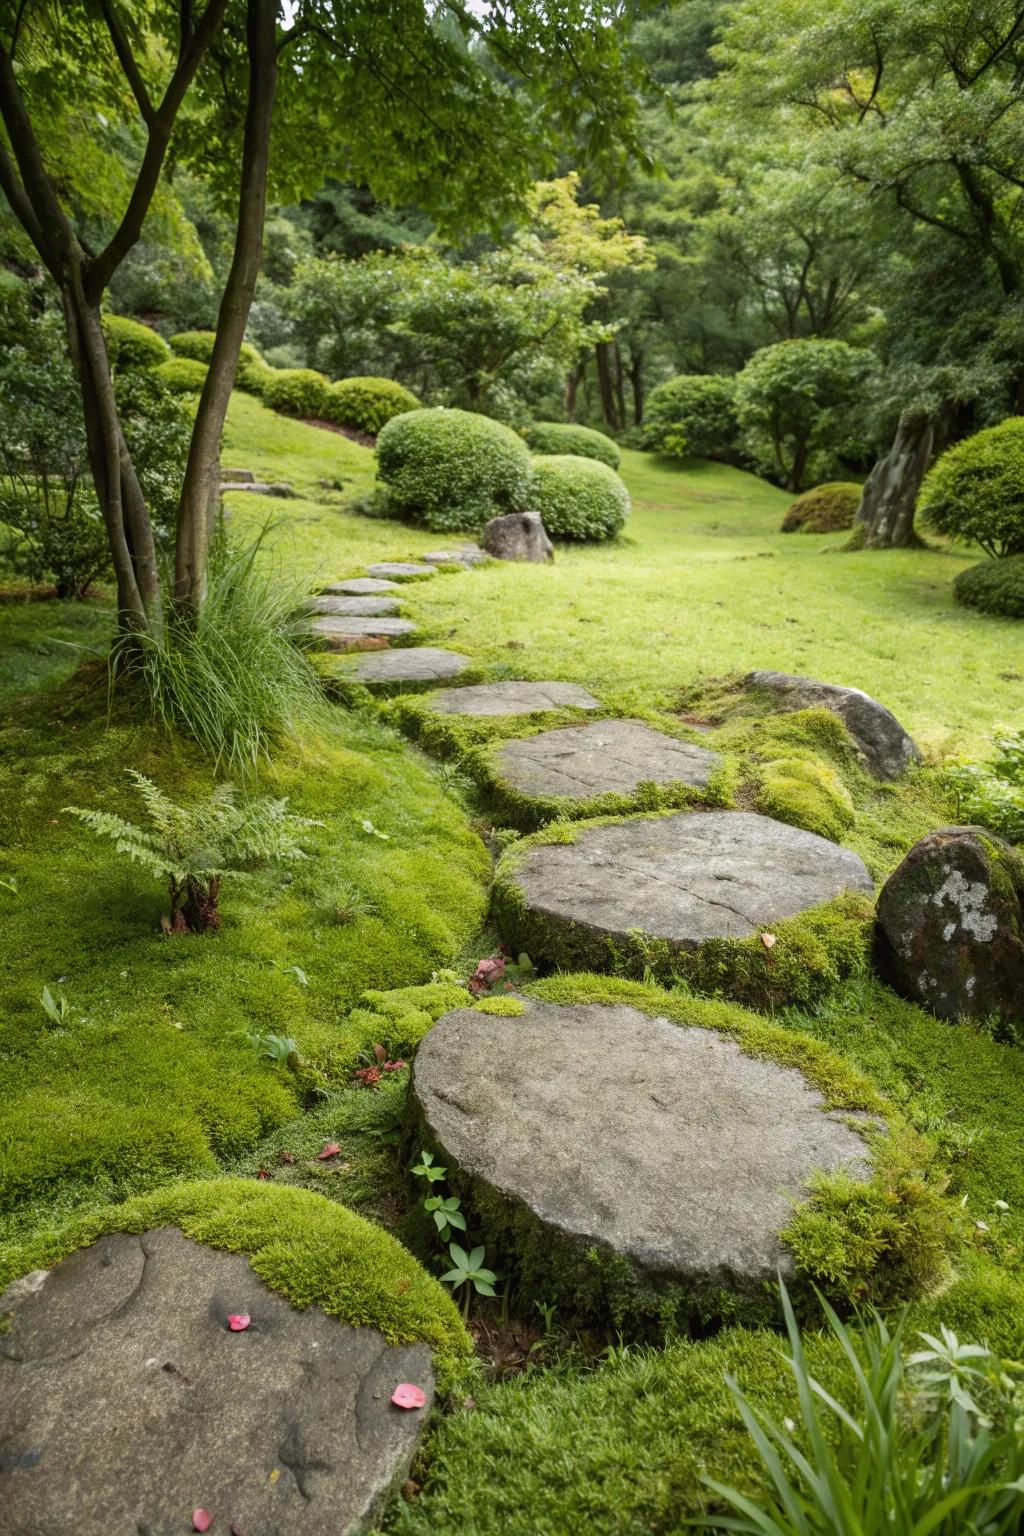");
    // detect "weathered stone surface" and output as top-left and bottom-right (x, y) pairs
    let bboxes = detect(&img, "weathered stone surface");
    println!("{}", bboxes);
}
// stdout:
(745, 670), (920, 780)
(350, 647), (471, 685)
(422, 546), (487, 567)
(221, 480), (296, 498)
(506, 810), (873, 953)
(0, 1227), (433, 1536)
(310, 615), (416, 650)
(219, 467), (254, 483)
(481, 511), (554, 563)
(308, 595), (400, 616)
(413, 1001), (870, 1298)
(366, 562), (436, 580)
(874, 826), (1024, 1022)
(322, 577), (401, 595)
(430, 680), (600, 716)
(493, 719), (721, 802)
